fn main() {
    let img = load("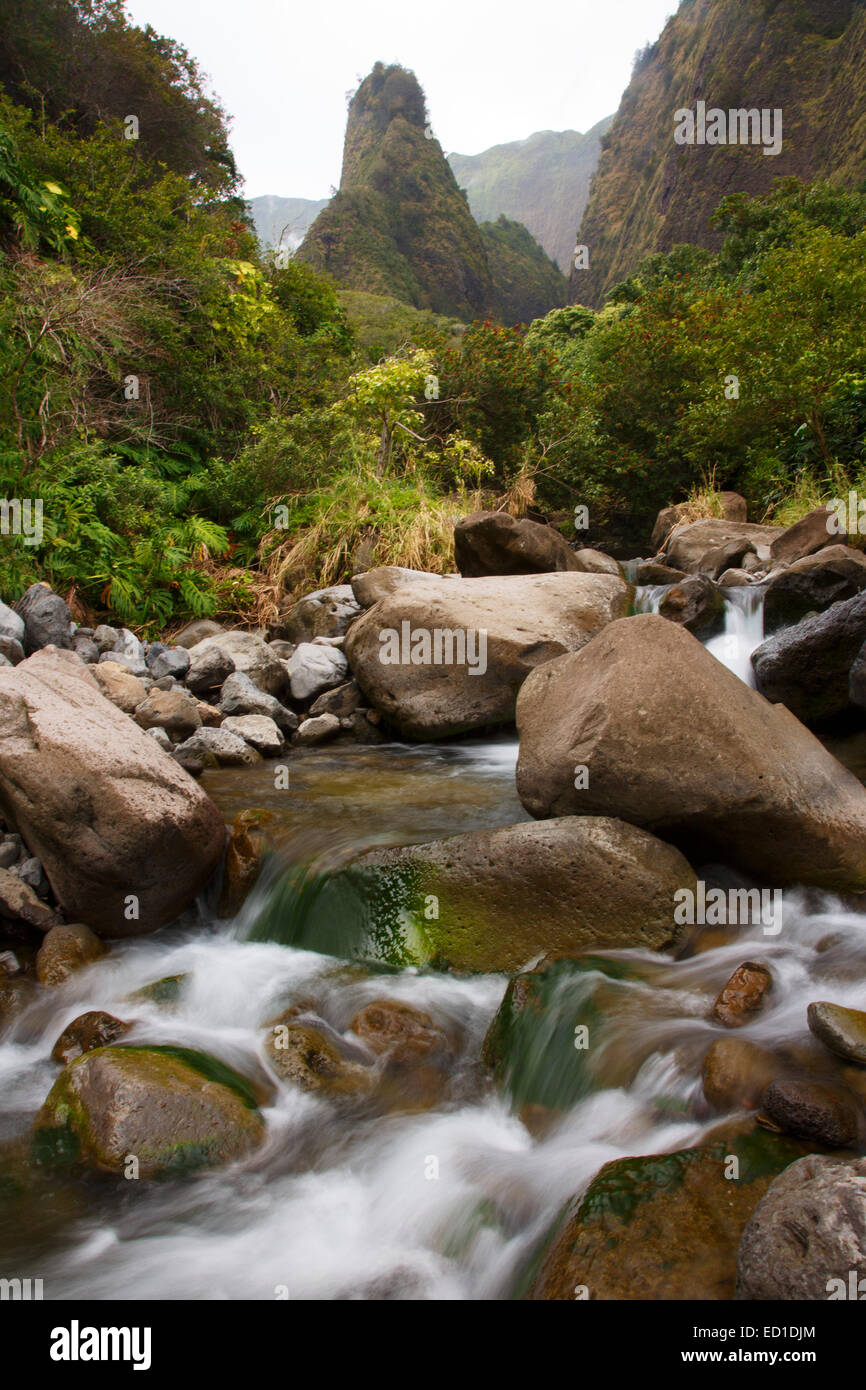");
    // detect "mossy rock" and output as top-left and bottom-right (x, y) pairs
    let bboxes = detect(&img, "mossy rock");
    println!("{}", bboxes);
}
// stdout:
(248, 818), (695, 974)
(482, 953), (651, 1111)
(32, 1045), (265, 1178)
(529, 1123), (826, 1300)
